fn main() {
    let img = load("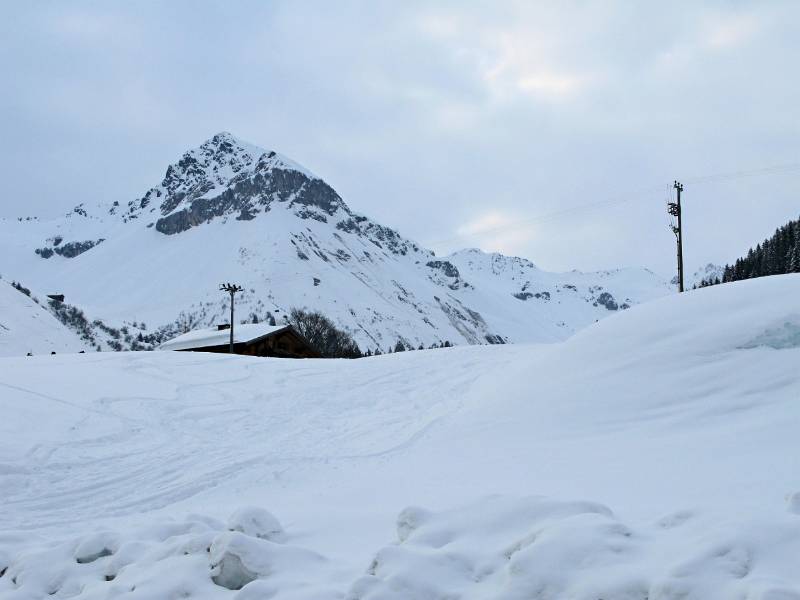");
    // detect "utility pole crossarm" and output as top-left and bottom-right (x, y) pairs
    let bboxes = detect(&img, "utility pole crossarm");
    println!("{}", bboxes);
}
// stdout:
(219, 282), (244, 353)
